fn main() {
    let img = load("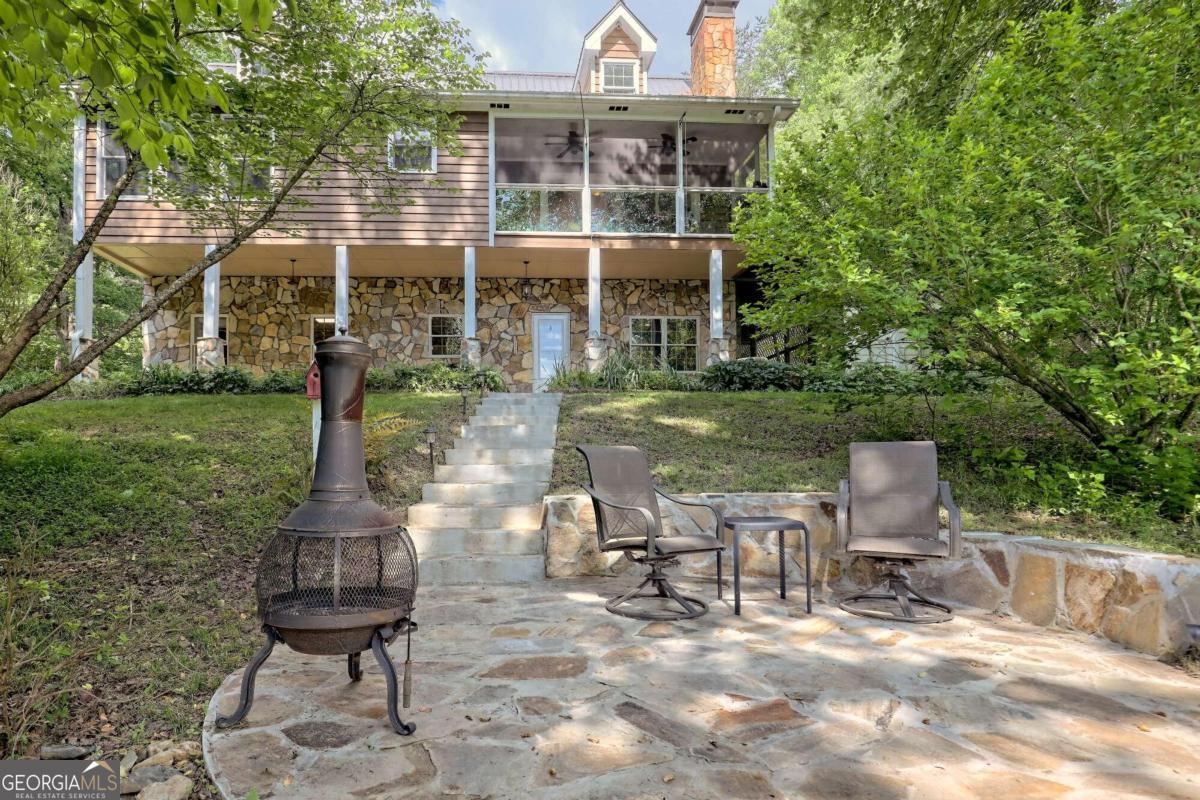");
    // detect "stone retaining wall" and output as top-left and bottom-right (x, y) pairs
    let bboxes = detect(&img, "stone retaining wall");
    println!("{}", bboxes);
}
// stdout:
(142, 275), (735, 390)
(543, 492), (1200, 657)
